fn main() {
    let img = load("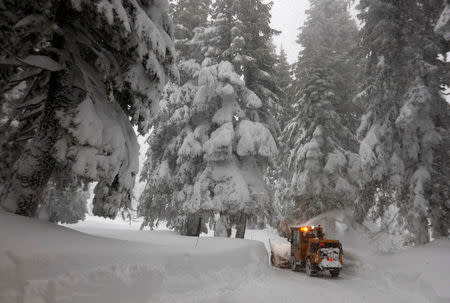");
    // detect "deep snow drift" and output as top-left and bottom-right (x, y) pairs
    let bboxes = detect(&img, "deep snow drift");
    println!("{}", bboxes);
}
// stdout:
(1, 209), (449, 303)
(0, 210), (267, 303)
